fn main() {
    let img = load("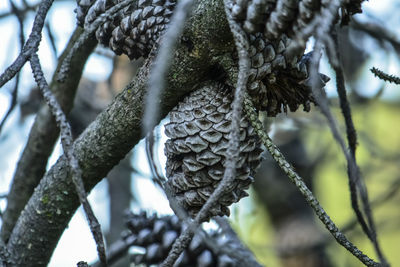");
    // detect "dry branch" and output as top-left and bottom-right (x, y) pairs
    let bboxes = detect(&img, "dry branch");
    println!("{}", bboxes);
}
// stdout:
(5, 1), (233, 265)
(0, 29), (97, 243)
